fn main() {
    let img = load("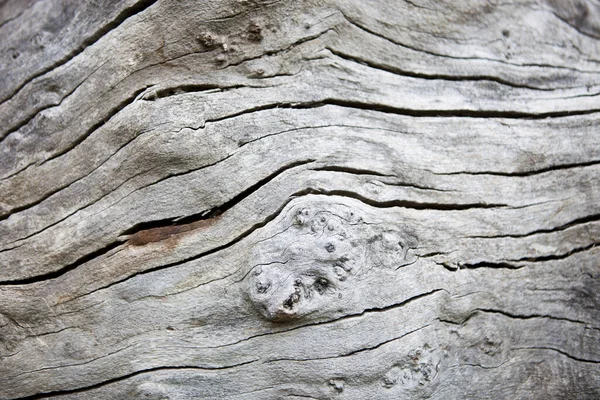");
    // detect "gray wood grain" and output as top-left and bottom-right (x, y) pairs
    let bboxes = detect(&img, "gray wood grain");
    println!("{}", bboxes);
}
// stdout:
(0, 0), (598, 398)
